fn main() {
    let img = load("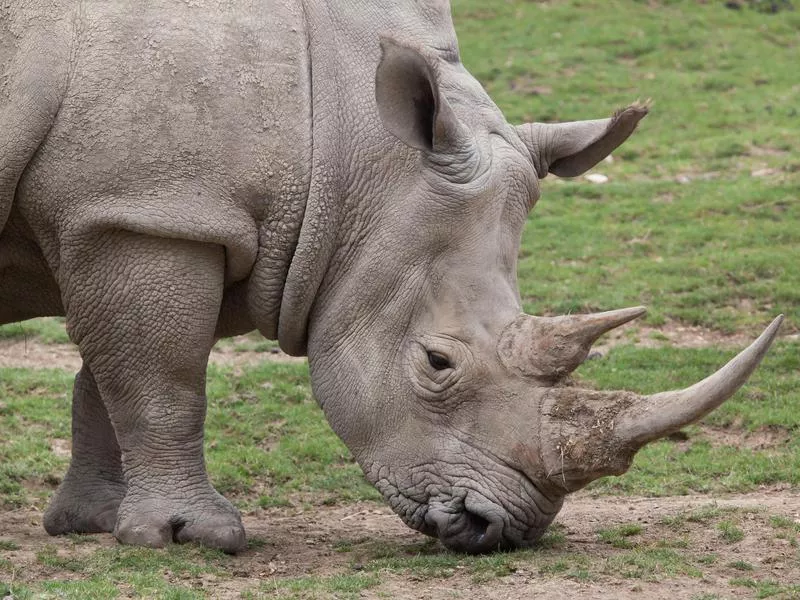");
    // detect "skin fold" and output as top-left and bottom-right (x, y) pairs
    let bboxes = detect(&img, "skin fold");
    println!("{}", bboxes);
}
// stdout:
(0, 1), (781, 554)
